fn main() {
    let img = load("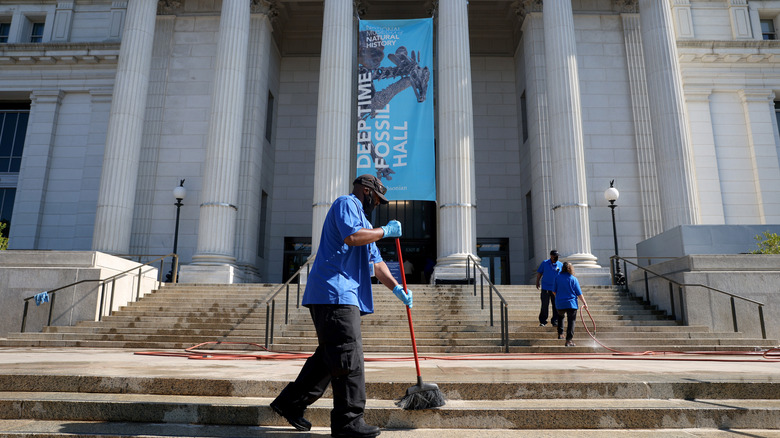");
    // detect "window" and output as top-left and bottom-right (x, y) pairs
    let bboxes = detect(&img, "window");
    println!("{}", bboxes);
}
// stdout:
(265, 92), (274, 142)
(0, 102), (29, 239)
(0, 107), (29, 173)
(761, 19), (776, 40)
(0, 23), (10, 43)
(520, 91), (529, 143)
(775, 101), (780, 134)
(525, 191), (534, 259)
(257, 191), (268, 257)
(30, 22), (44, 43)
(0, 188), (15, 239)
